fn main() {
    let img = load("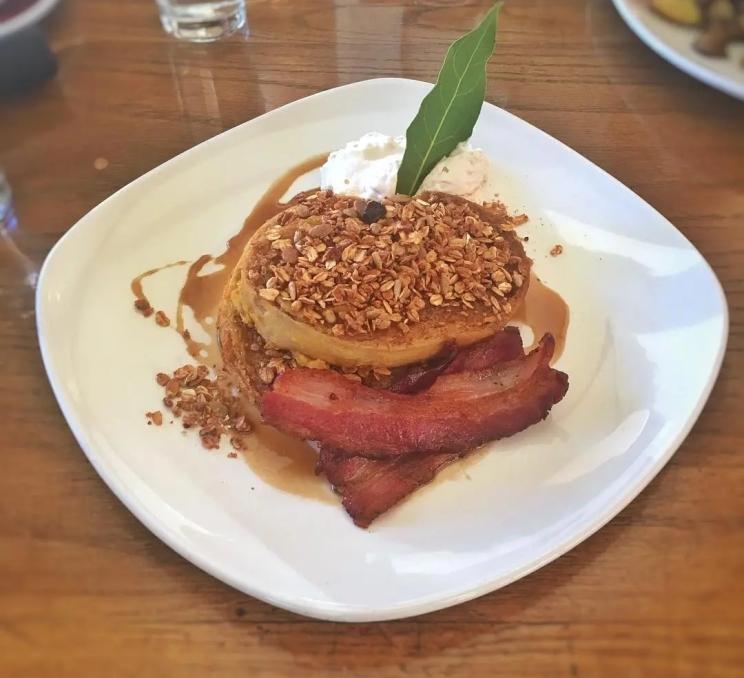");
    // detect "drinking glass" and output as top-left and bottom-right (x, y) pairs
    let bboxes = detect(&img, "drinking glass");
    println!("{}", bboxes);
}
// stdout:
(0, 168), (14, 233)
(155, 0), (246, 42)
(0, 168), (37, 289)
